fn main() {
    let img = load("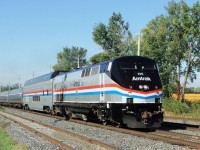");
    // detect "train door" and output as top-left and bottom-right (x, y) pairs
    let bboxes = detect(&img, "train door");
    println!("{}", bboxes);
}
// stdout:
(51, 79), (55, 109)
(56, 85), (64, 103)
(100, 63), (109, 103)
(100, 73), (105, 103)
(53, 76), (64, 103)
(100, 62), (112, 103)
